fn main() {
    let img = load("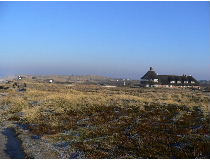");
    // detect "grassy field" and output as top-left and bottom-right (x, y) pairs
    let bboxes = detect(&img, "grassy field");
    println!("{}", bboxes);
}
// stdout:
(0, 80), (209, 158)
